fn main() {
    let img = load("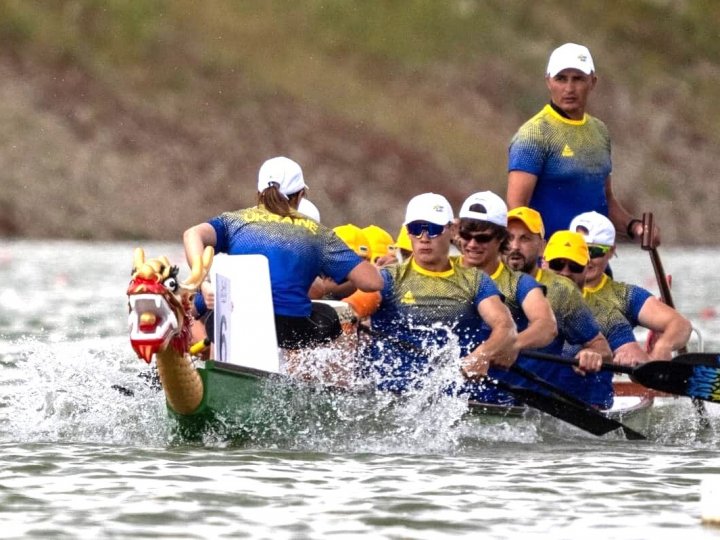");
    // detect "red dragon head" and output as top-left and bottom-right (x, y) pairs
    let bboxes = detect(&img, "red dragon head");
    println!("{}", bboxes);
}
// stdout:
(127, 247), (212, 363)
